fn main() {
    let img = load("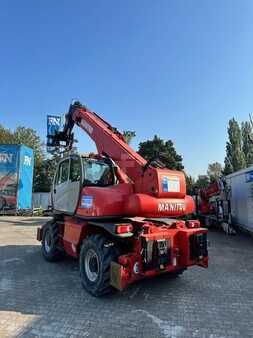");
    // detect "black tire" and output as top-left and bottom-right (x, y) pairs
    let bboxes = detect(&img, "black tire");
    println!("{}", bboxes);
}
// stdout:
(41, 221), (64, 262)
(169, 268), (186, 278)
(79, 234), (119, 297)
(0, 196), (6, 210)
